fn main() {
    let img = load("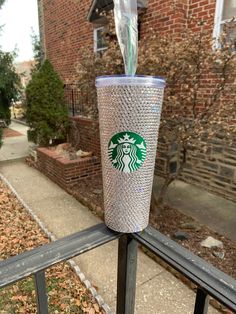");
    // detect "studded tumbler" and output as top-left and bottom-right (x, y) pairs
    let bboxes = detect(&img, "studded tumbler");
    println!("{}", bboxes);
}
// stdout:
(96, 75), (165, 233)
